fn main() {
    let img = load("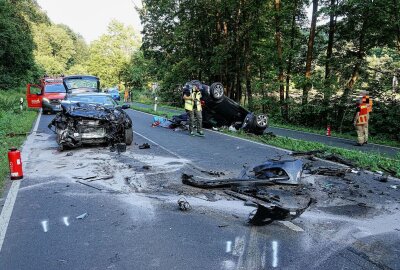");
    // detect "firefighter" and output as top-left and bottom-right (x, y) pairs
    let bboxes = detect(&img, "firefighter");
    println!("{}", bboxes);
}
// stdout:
(361, 90), (373, 113)
(183, 85), (204, 136)
(353, 98), (369, 146)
